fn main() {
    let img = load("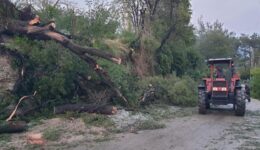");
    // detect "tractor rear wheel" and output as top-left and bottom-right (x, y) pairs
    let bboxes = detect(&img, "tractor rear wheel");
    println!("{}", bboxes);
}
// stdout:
(235, 89), (245, 116)
(198, 89), (207, 114)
